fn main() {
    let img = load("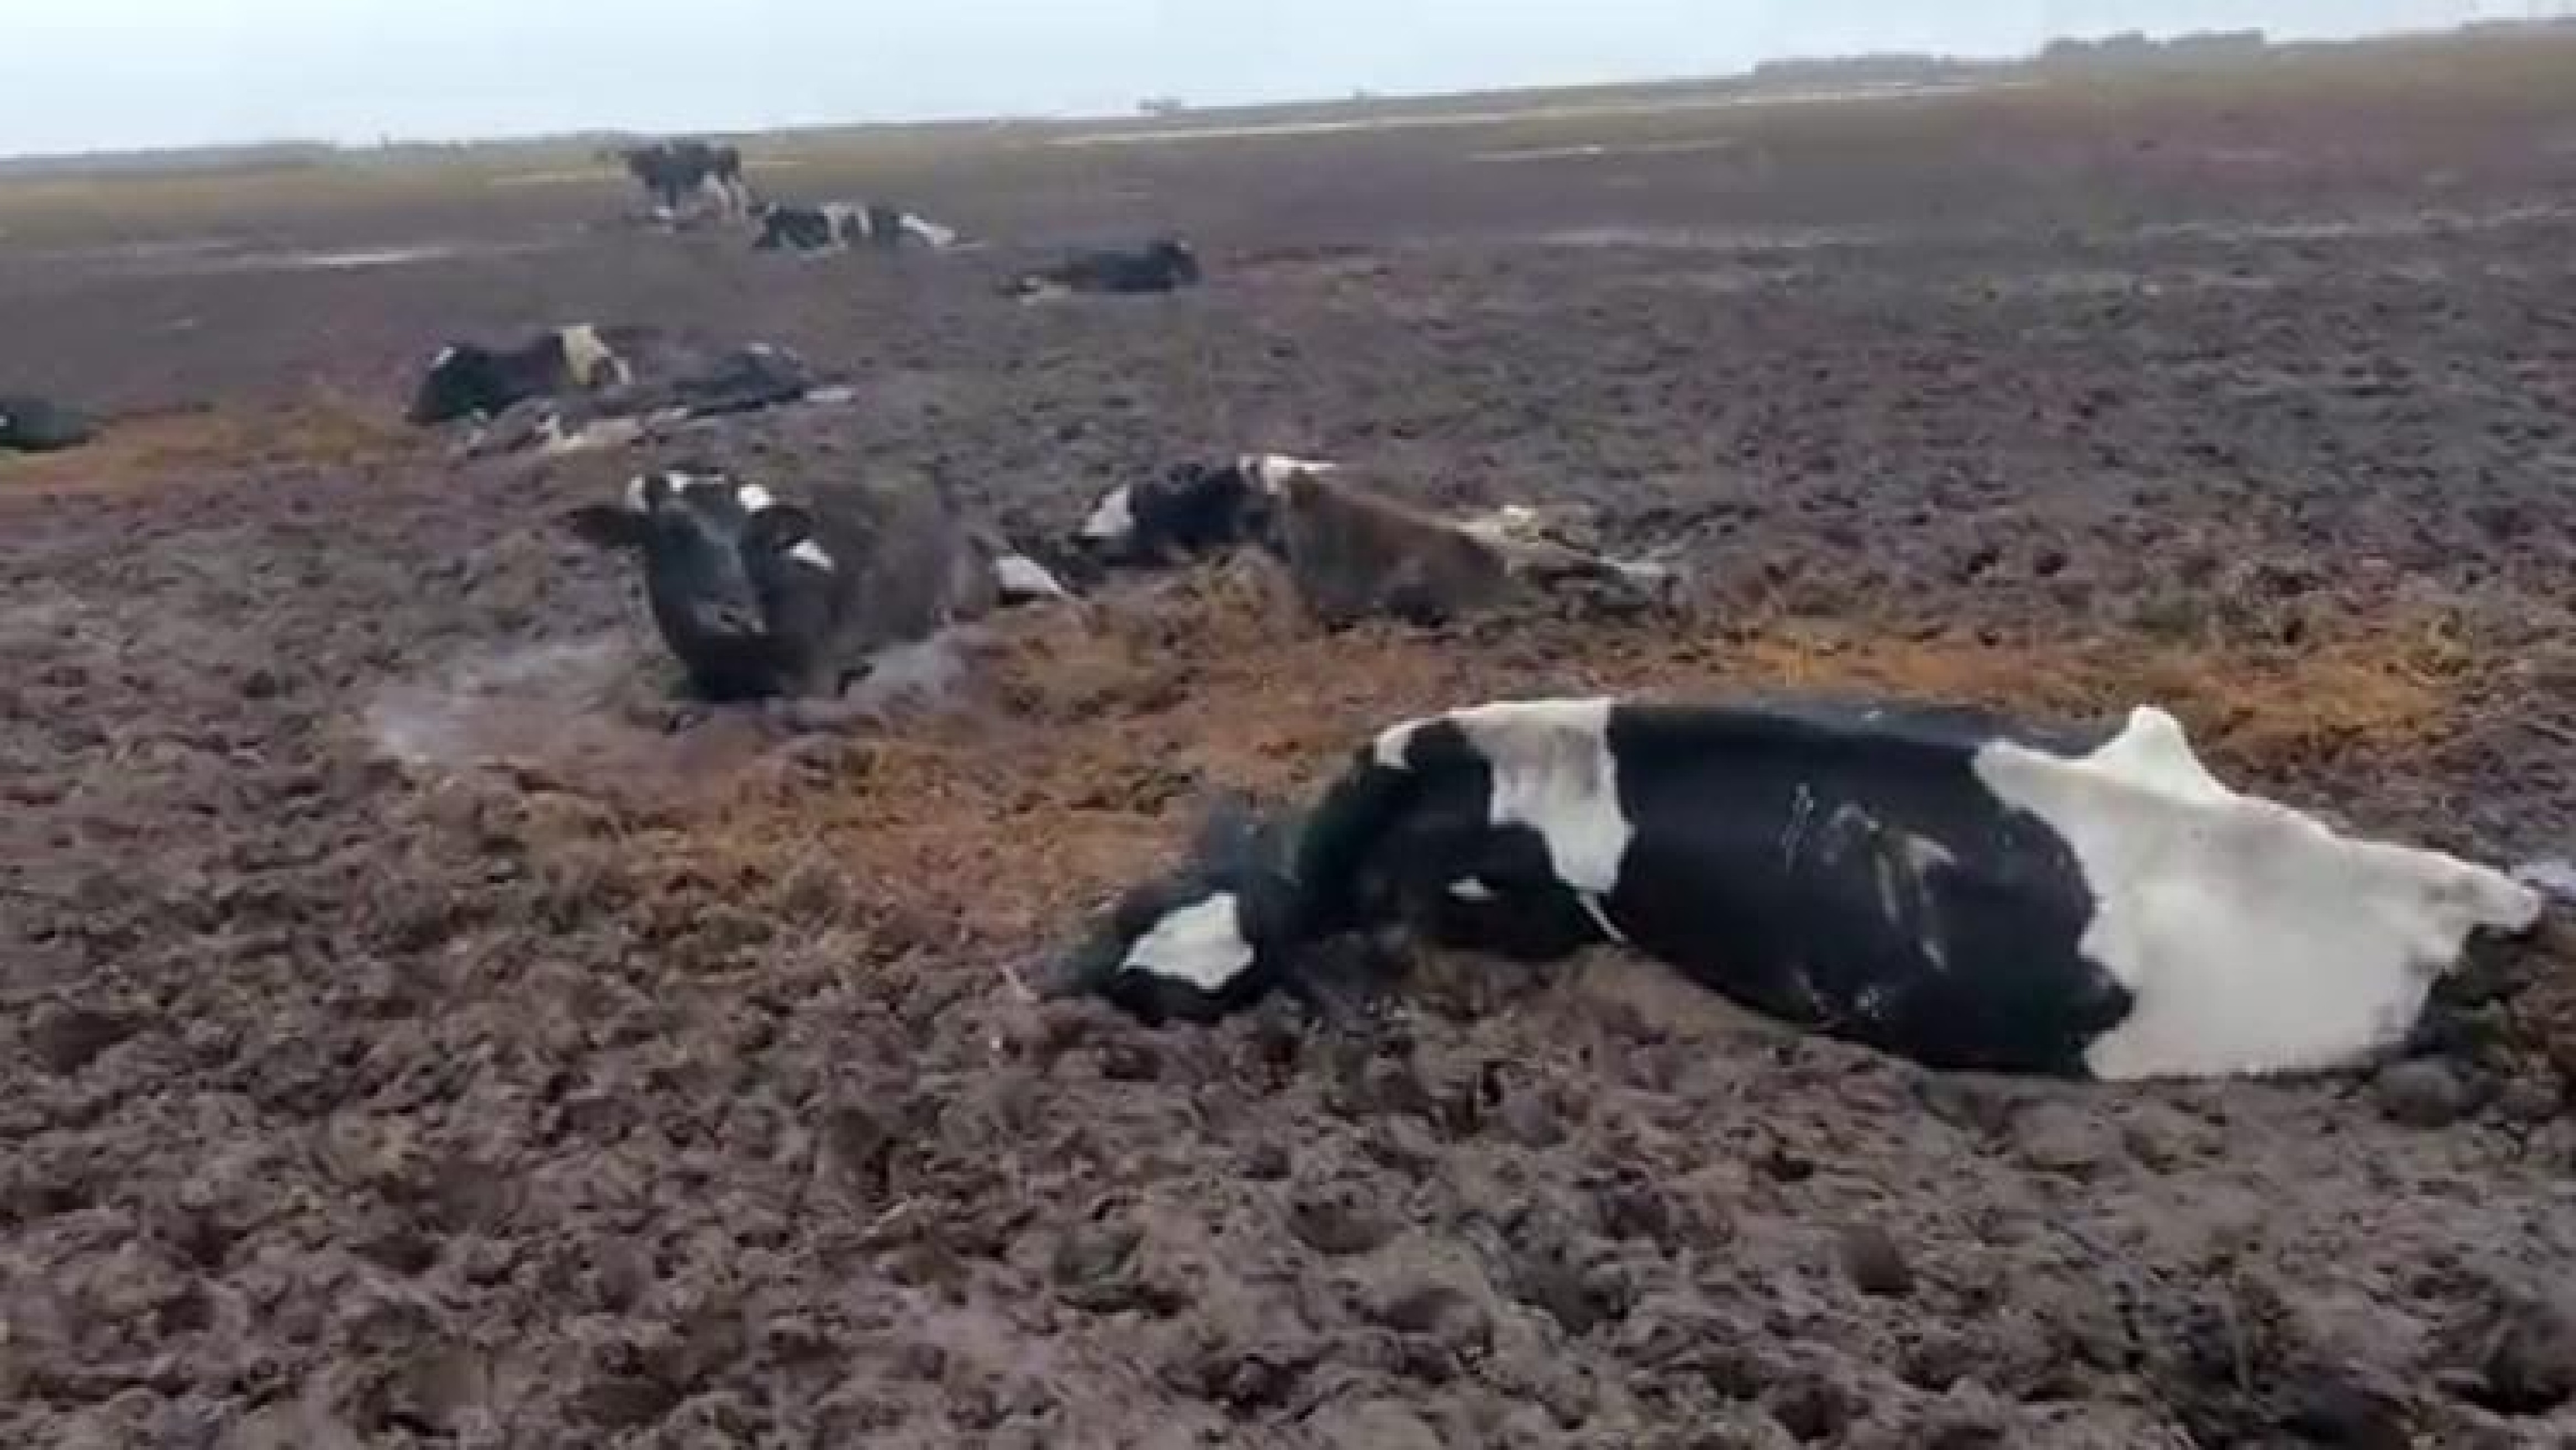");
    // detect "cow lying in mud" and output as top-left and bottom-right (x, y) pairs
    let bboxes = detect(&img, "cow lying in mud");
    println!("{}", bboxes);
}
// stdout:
(755, 202), (962, 253)
(410, 325), (638, 425)
(565, 469), (1067, 701)
(463, 342), (856, 459)
(1078, 454), (1676, 623)
(0, 395), (95, 454)
(1008, 238), (1202, 300)
(1042, 696), (2547, 1081)
(1077, 453), (1331, 565)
